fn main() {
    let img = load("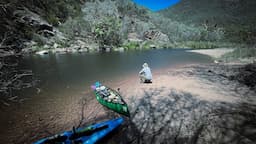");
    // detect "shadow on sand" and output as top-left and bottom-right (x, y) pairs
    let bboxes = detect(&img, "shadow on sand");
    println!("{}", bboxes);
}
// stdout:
(103, 87), (256, 144)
